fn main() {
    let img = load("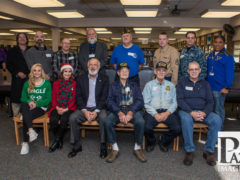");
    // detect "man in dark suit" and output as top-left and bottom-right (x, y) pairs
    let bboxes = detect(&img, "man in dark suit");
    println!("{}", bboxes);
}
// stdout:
(78, 28), (108, 74)
(68, 58), (109, 158)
